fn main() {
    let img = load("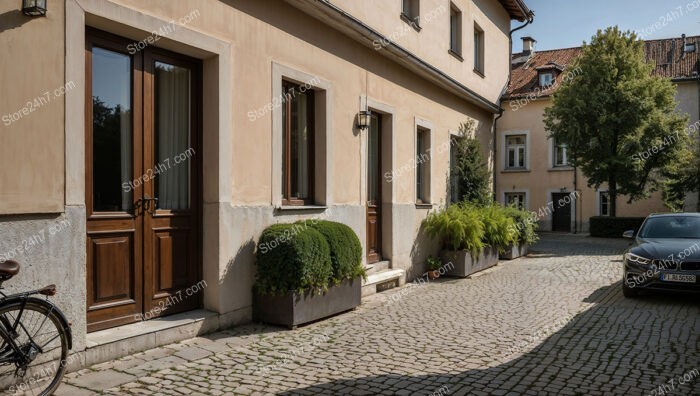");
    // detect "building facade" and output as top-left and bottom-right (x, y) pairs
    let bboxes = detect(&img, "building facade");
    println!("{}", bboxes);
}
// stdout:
(497, 35), (700, 232)
(0, 0), (531, 367)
